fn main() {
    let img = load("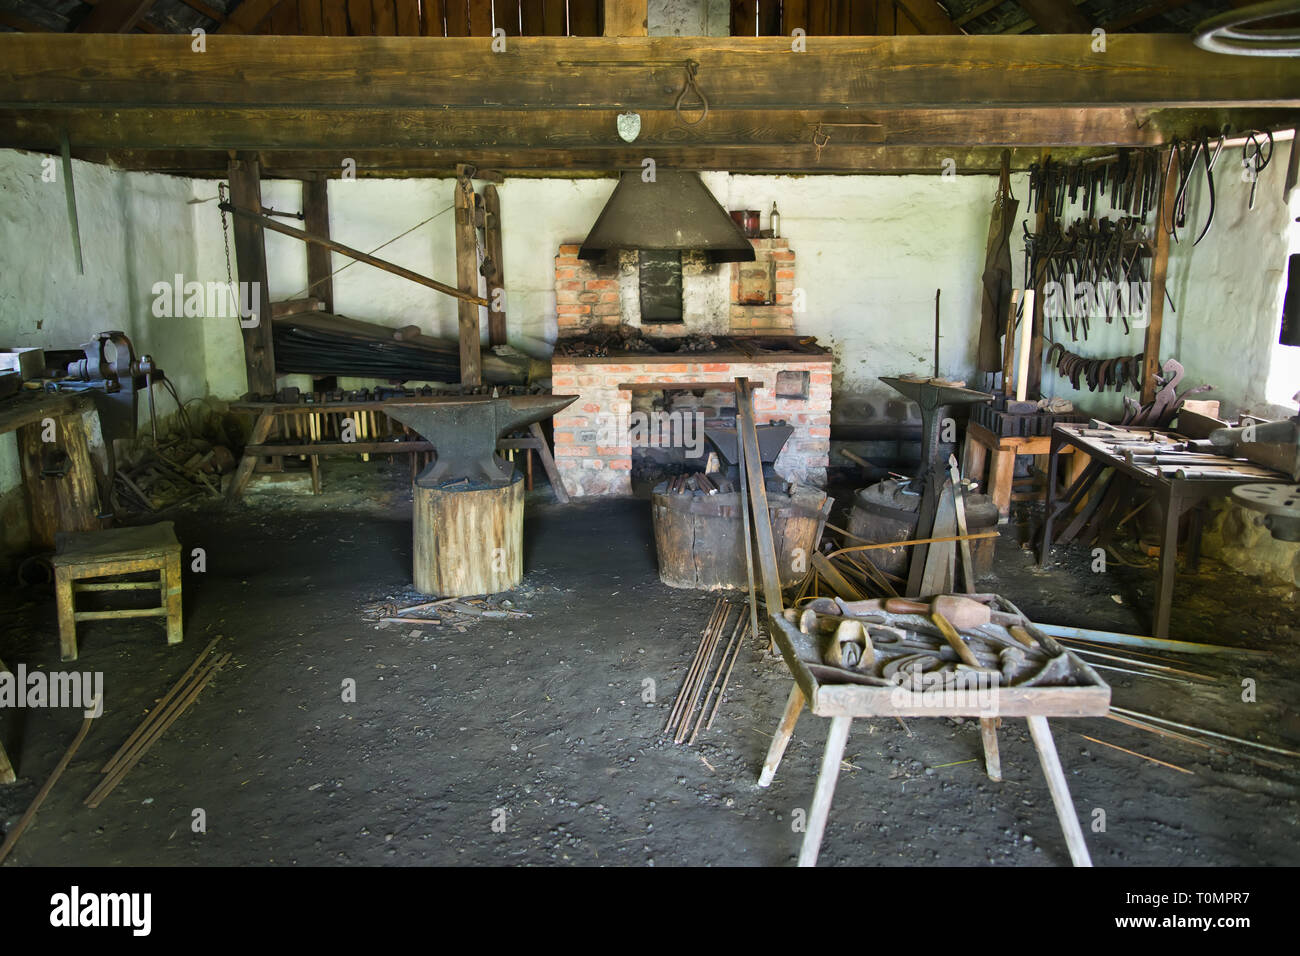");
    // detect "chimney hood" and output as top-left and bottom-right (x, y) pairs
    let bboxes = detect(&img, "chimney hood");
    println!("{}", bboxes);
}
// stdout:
(579, 171), (756, 264)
